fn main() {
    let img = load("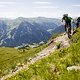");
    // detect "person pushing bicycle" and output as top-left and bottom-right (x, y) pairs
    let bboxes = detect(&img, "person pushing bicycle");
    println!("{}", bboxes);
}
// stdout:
(62, 14), (72, 38)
